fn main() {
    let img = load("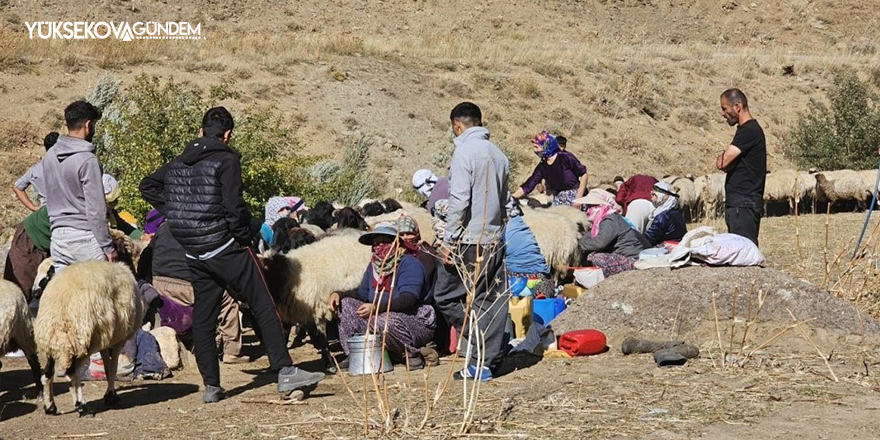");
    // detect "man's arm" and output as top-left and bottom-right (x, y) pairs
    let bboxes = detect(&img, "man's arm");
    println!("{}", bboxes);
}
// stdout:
(716, 144), (742, 172)
(443, 149), (471, 246)
(13, 167), (39, 211)
(219, 155), (253, 244)
(140, 163), (171, 213)
(13, 186), (39, 211)
(80, 157), (115, 256)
